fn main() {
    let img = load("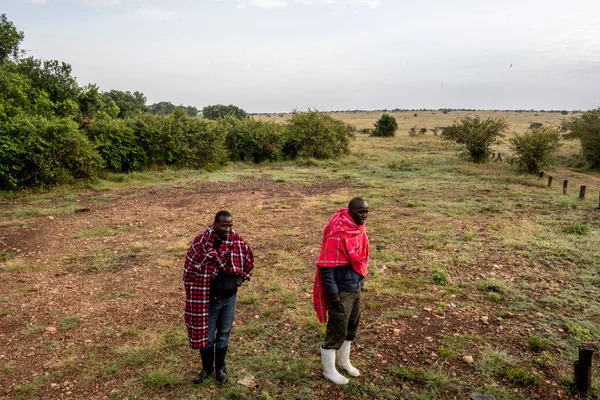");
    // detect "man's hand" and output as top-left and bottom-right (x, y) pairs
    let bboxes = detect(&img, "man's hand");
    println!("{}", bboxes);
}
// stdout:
(236, 276), (244, 287)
